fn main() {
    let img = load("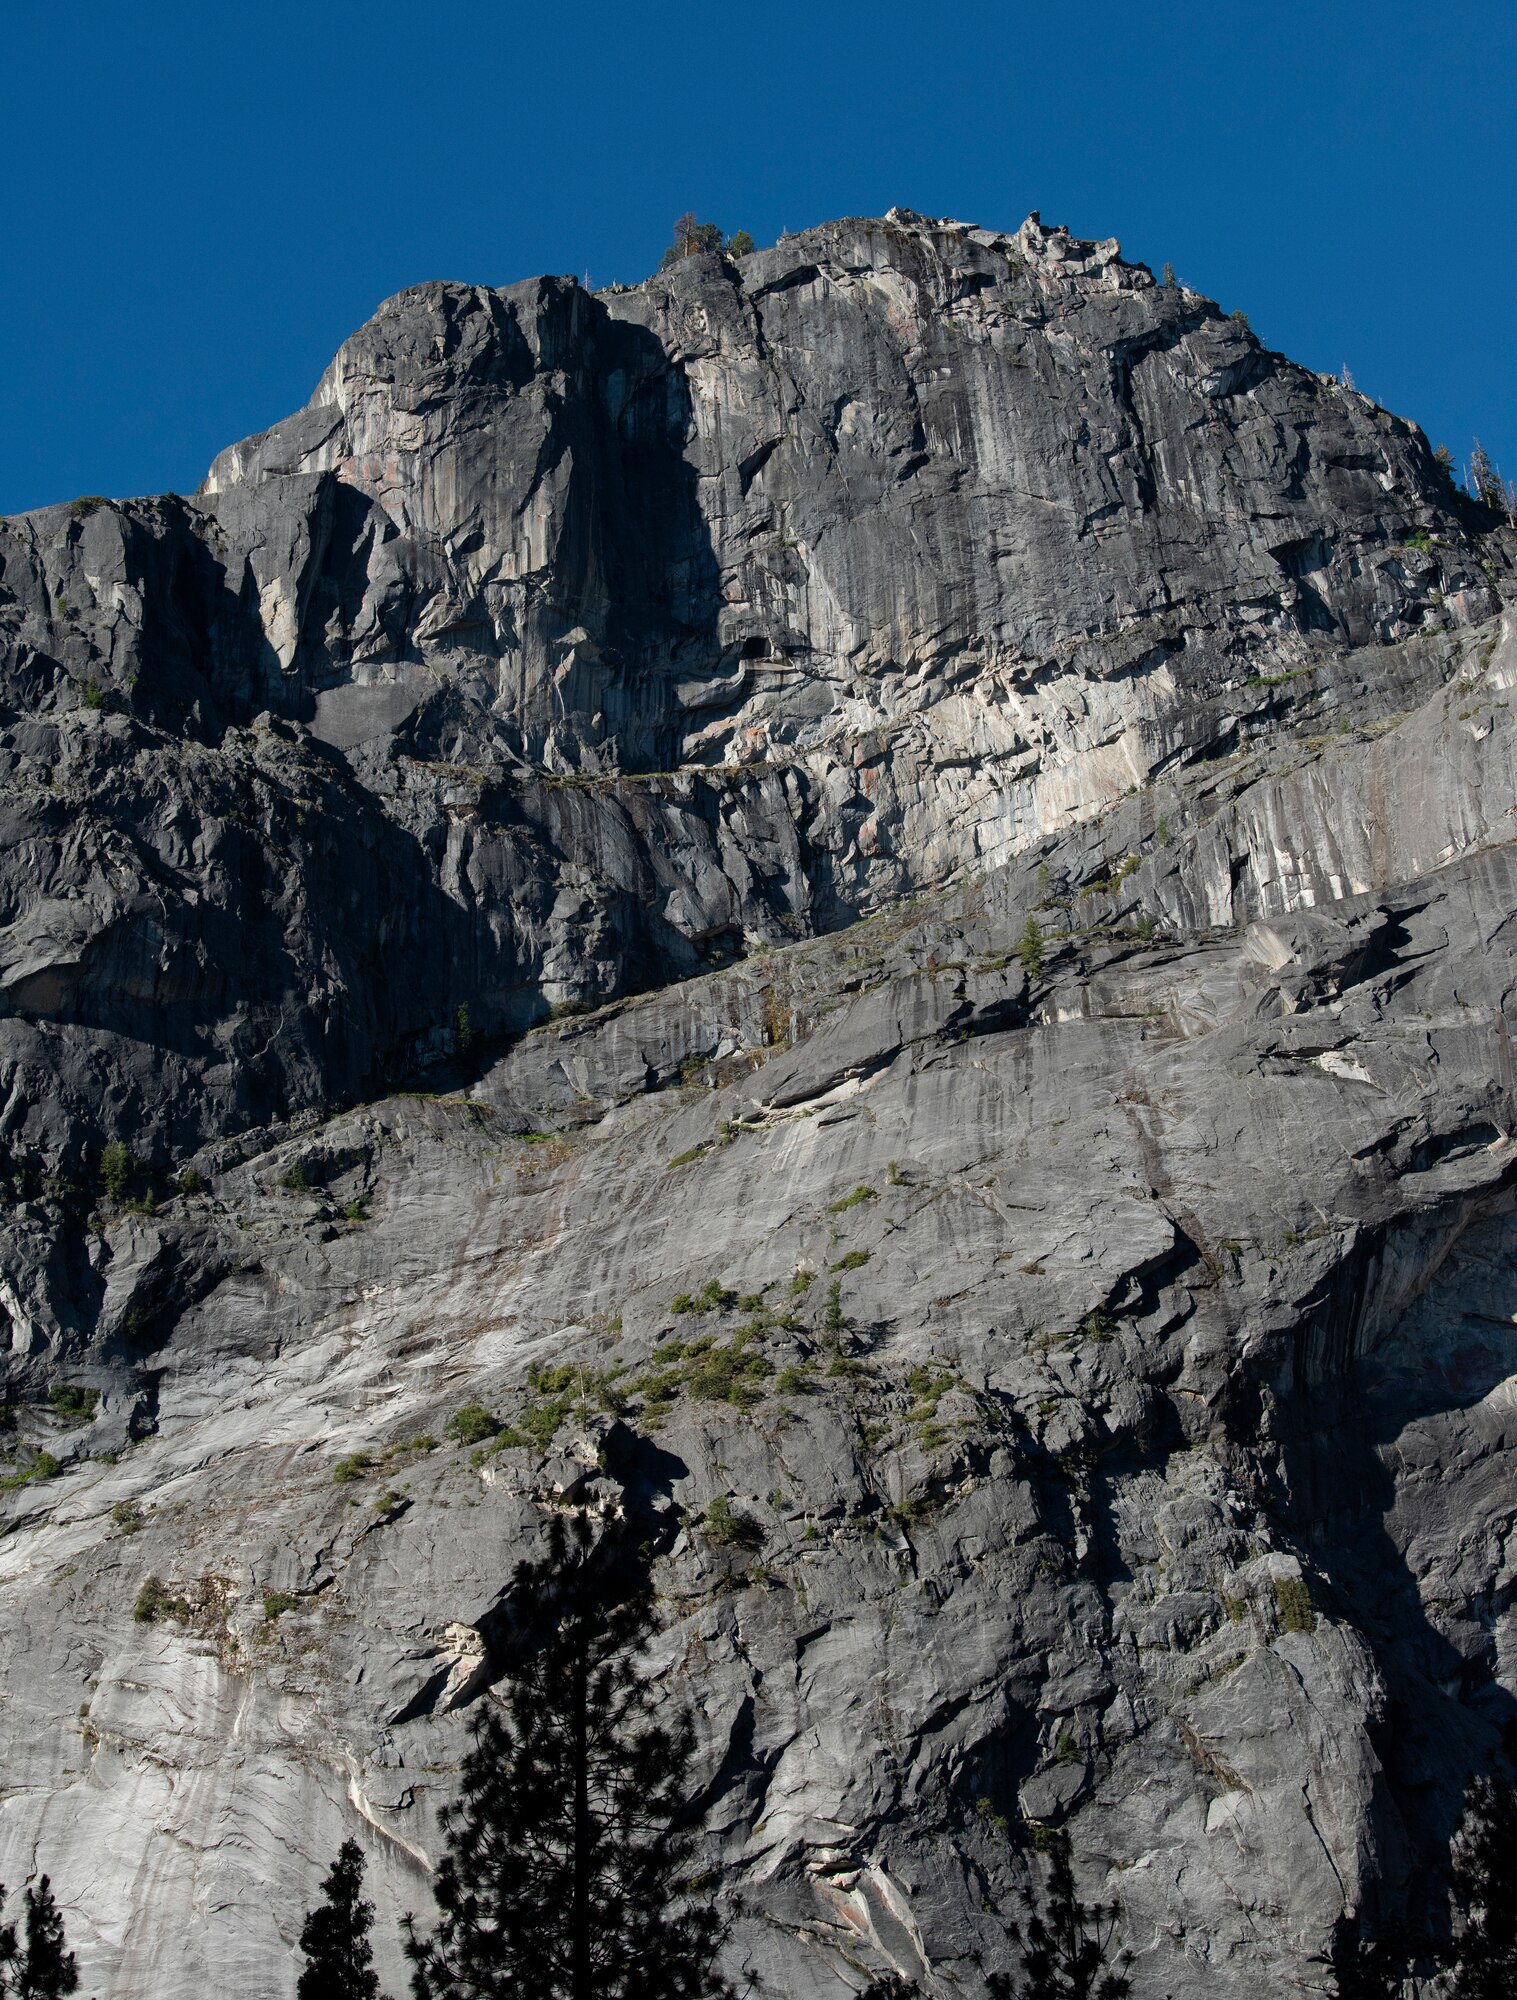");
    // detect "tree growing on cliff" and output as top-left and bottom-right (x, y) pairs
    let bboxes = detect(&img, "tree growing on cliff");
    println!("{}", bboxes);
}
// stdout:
(402, 1512), (730, 2000)
(0, 1877), (79, 1999)
(1466, 440), (1505, 516)
(298, 1838), (384, 2000)
(1017, 916), (1046, 983)
(659, 216), (748, 269)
